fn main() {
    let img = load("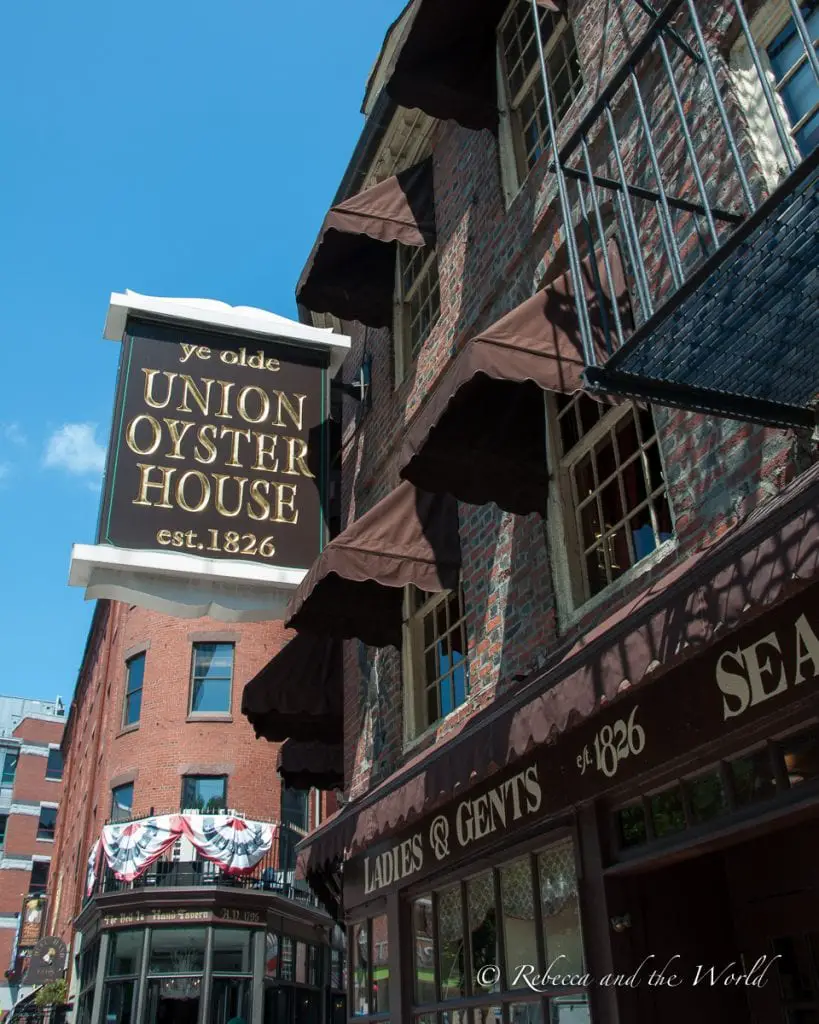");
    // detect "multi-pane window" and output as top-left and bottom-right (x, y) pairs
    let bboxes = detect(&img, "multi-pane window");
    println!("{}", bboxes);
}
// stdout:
(280, 786), (309, 872)
(0, 814), (7, 848)
(45, 747), (63, 781)
(37, 807), (57, 841)
(553, 395), (674, 601)
(351, 915), (390, 1017)
(396, 243), (441, 371)
(1, 751), (18, 788)
(123, 653), (145, 728)
(111, 782), (134, 823)
(189, 642), (234, 715)
(766, 1), (819, 157)
(181, 775), (227, 813)
(405, 585), (469, 736)
(499, 1), (583, 181)
(411, 838), (588, 1020)
(30, 861), (49, 895)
